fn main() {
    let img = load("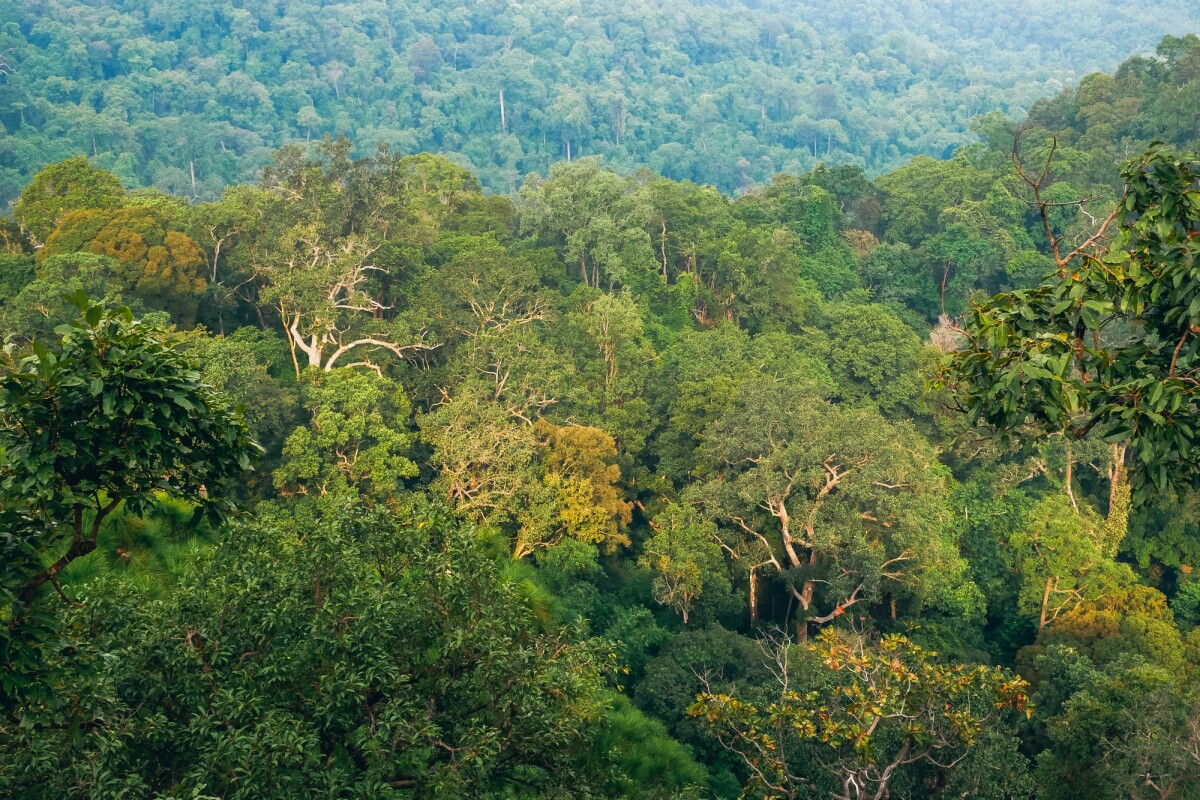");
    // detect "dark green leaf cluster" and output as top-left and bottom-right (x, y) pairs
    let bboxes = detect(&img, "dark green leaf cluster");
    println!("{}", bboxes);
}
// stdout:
(0, 292), (259, 521)
(941, 149), (1200, 503)
(0, 293), (260, 700)
(0, 503), (633, 799)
